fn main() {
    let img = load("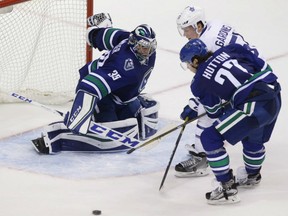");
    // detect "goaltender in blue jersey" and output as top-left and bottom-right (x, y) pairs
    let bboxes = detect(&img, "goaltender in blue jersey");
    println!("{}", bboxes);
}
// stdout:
(180, 39), (281, 204)
(32, 13), (159, 154)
